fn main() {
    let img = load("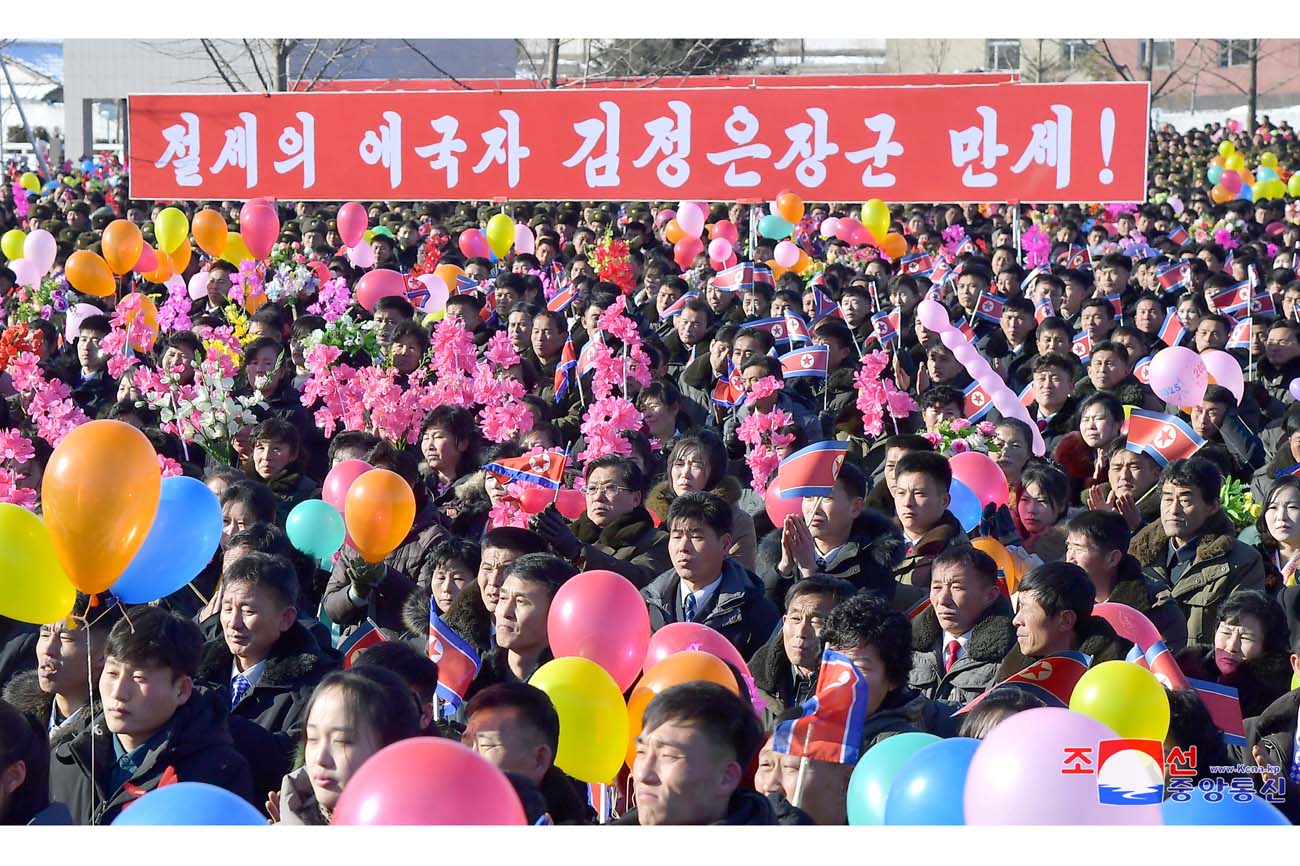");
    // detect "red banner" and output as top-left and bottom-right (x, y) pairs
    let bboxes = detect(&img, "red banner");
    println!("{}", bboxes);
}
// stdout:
(127, 81), (1148, 203)
(297, 72), (1020, 92)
